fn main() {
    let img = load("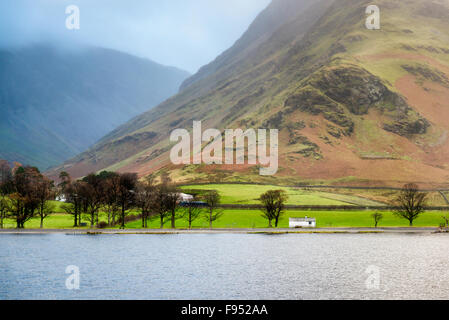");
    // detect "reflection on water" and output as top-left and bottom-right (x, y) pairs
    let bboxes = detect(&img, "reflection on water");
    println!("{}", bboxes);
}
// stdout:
(1, 233), (449, 300)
